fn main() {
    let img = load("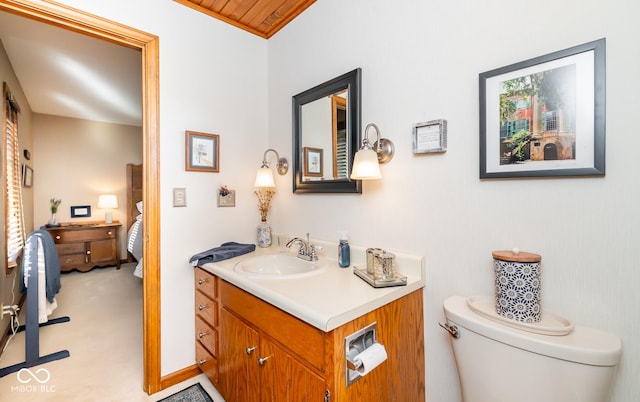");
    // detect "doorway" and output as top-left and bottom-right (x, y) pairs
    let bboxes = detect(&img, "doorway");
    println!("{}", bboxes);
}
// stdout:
(0, 0), (162, 394)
